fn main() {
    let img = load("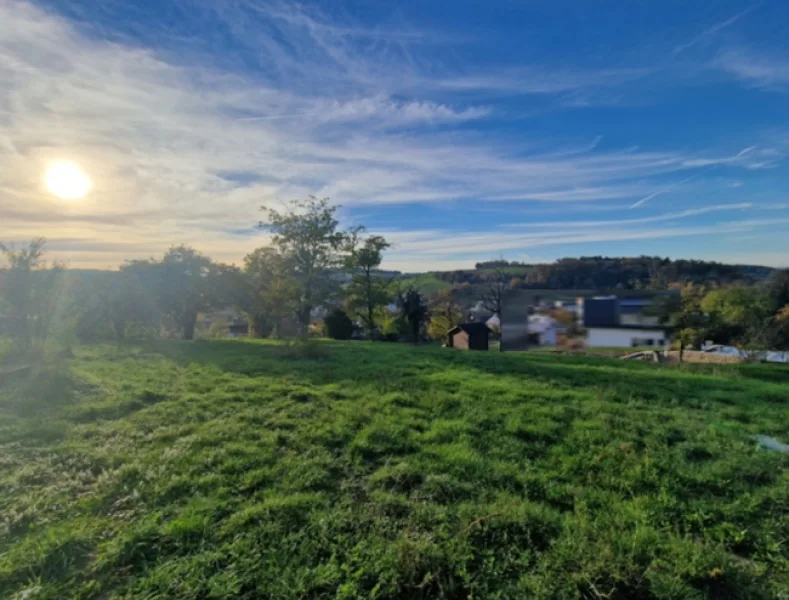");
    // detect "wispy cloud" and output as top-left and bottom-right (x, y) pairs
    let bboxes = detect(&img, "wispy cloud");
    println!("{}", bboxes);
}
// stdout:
(509, 202), (758, 228)
(716, 48), (789, 89)
(630, 177), (695, 208)
(0, 0), (785, 268)
(673, 5), (760, 55)
(379, 216), (789, 271)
